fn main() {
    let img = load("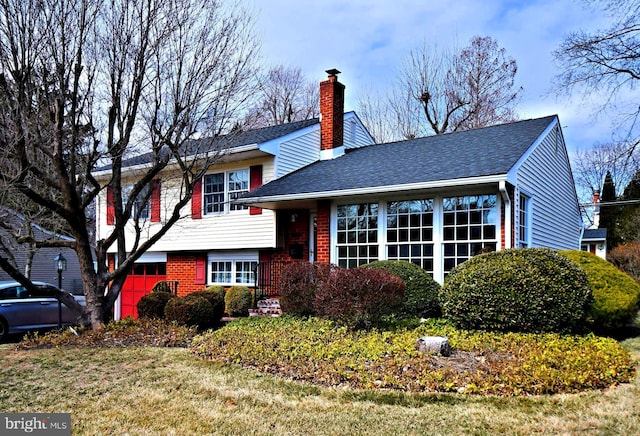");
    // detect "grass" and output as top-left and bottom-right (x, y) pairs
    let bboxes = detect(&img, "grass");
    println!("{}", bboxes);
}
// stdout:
(1, 336), (639, 435)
